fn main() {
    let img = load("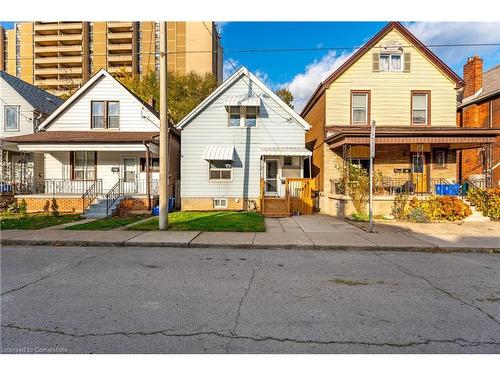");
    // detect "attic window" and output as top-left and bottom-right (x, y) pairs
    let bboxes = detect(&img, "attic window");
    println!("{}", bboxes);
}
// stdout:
(380, 53), (402, 71)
